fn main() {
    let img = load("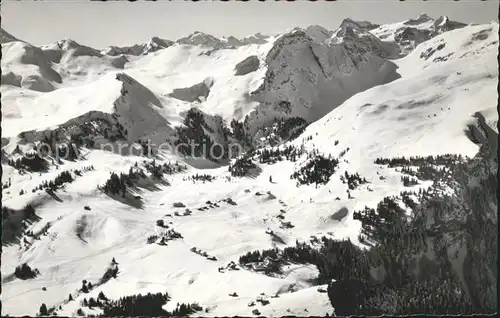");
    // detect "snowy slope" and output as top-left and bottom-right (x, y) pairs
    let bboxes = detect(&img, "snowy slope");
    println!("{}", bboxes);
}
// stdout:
(1, 33), (62, 92)
(1, 16), (498, 317)
(293, 22), (498, 164)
